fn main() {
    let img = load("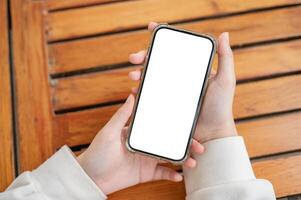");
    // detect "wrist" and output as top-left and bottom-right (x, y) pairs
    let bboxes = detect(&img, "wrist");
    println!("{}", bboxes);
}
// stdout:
(196, 121), (238, 143)
(76, 152), (122, 195)
(76, 153), (104, 192)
